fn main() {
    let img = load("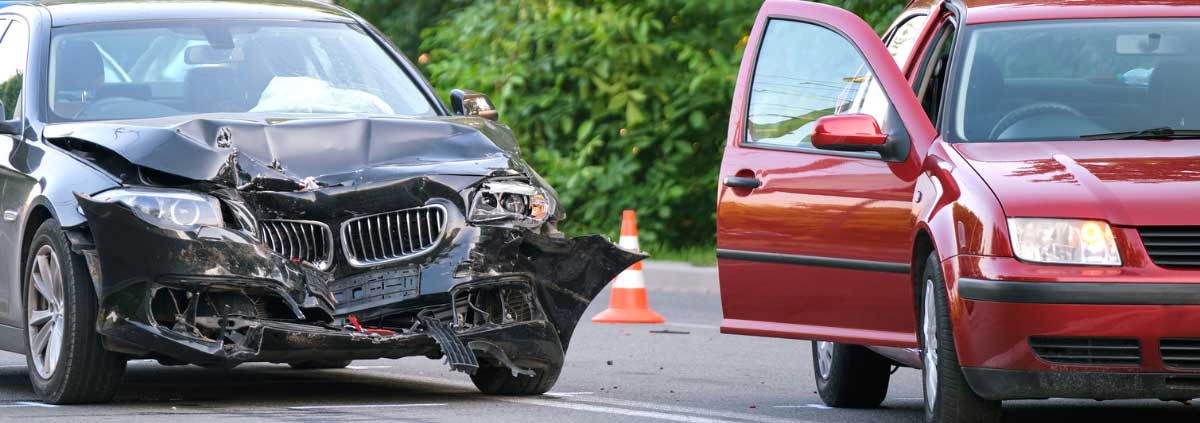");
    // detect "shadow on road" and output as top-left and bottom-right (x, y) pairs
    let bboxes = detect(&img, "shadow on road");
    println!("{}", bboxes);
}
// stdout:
(0, 362), (1193, 423)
